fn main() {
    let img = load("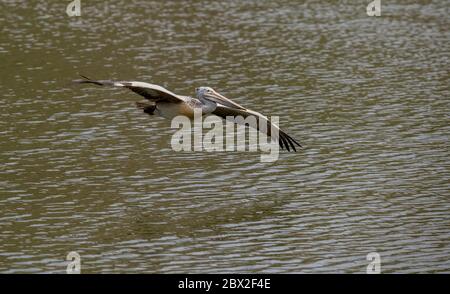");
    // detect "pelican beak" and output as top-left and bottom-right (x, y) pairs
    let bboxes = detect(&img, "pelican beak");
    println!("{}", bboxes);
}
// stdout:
(205, 91), (245, 110)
